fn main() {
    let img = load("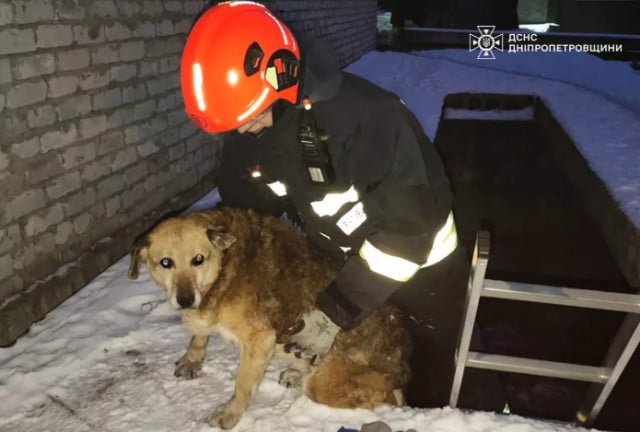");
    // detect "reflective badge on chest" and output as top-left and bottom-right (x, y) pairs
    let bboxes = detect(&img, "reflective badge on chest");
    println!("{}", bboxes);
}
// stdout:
(336, 202), (367, 235)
